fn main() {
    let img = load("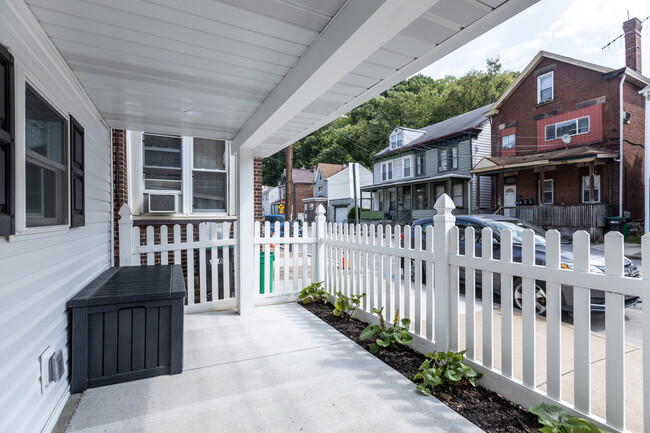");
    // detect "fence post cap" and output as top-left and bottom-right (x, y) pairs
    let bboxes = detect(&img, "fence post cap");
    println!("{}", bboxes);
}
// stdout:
(433, 193), (455, 215)
(118, 204), (133, 218)
(316, 205), (326, 216)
